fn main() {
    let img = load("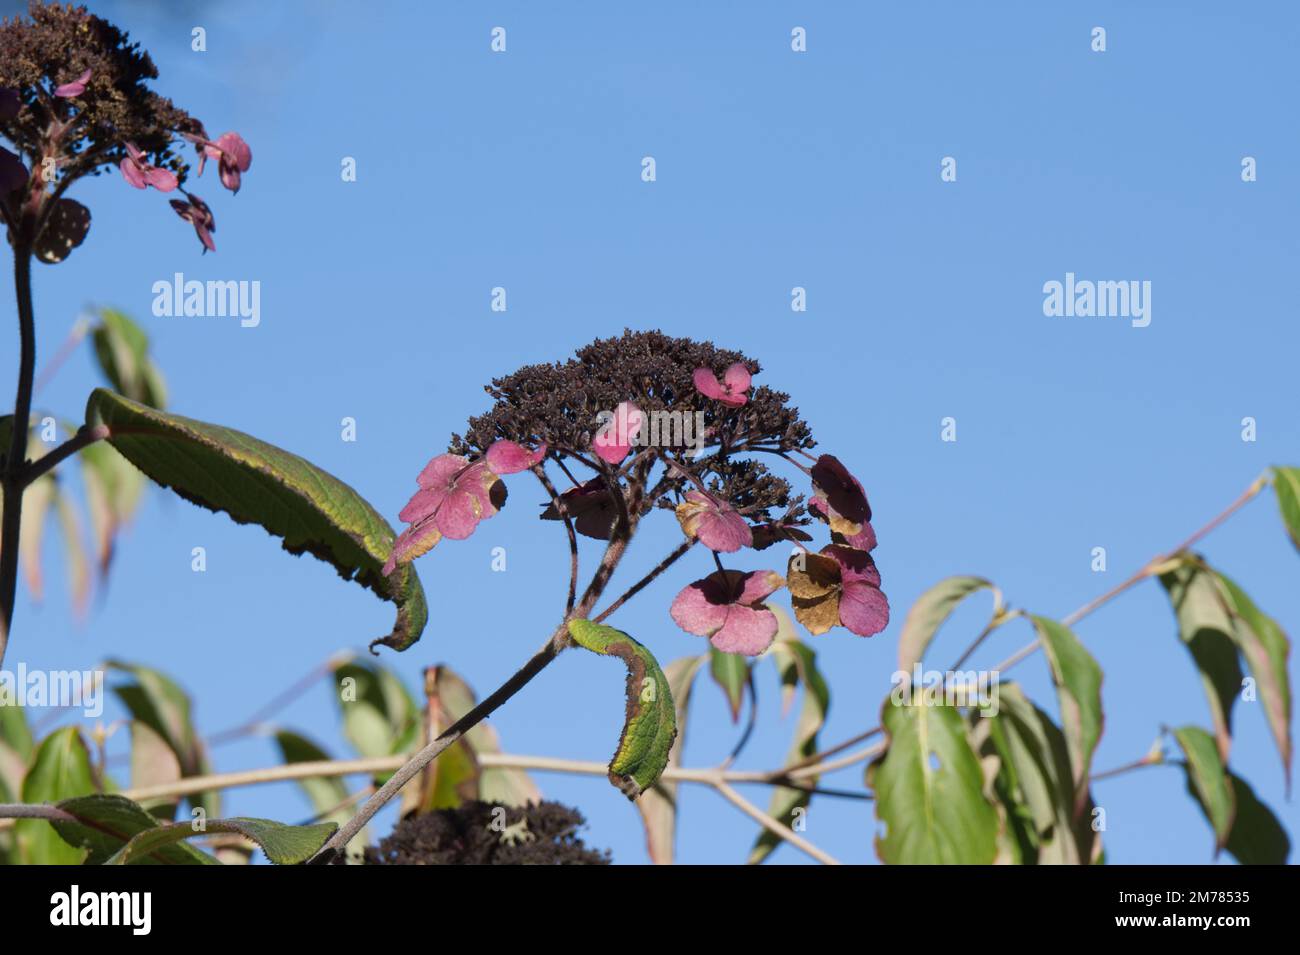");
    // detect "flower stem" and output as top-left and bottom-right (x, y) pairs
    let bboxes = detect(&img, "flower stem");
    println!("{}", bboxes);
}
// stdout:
(0, 243), (36, 668)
